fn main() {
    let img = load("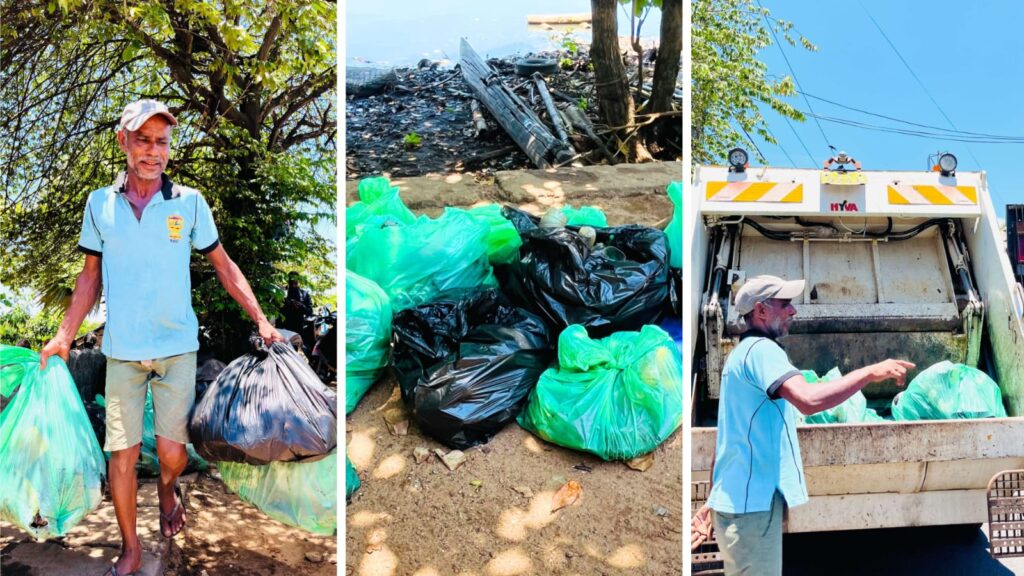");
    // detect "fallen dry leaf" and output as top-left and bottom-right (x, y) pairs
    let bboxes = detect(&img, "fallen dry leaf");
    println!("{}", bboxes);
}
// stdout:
(626, 453), (655, 472)
(550, 480), (582, 513)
